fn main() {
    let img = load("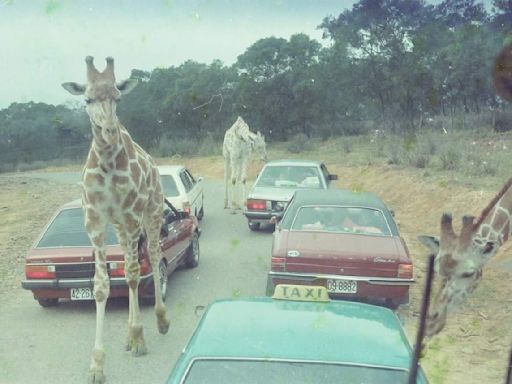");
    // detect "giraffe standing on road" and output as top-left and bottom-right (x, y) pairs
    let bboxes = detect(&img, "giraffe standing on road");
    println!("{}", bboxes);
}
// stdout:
(62, 56), (169, 384)
(223, 116), (267, 212)
(418, 42), (512, 337)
